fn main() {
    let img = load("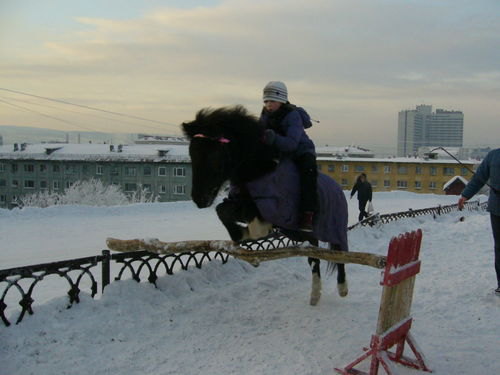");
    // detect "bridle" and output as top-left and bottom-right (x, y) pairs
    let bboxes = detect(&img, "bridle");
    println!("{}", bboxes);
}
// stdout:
(193, 133), (231, 144)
